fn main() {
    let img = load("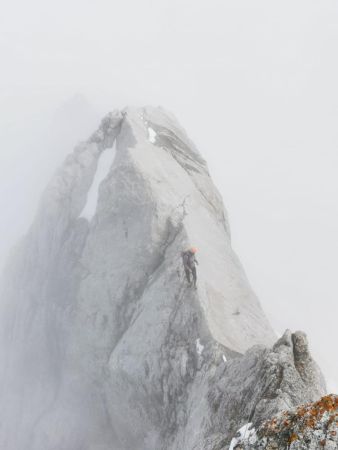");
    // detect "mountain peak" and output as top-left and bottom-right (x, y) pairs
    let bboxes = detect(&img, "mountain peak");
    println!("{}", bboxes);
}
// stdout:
(0, 107), (324, 450)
